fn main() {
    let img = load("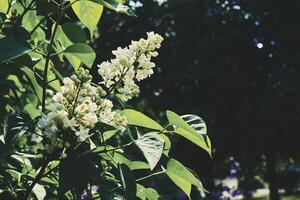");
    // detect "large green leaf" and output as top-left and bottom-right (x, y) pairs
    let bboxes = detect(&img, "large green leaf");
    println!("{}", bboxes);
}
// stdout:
(167, 110), (211, 156)
(32, 183), (46, 200)
(55, 22), (87, 48)
(136, 184), (161, 200)
(174, 127), (211, 156)
(134, 133), (164, 170)
(119, 164), (137, 200)
(0, 37), (32, 63)
(3, 112), (34, 148)
(181, 114), (207, 136)
(54, 22), (87, 70)
(122, 109), (163, 131)
(166, 110), (198, 136)
(166, 159), (203, 199)
(0, 0), (8, 13)
(6, 169), (22, 183)
(70, 0), (103, 36)
(64, 43), (96, 69)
